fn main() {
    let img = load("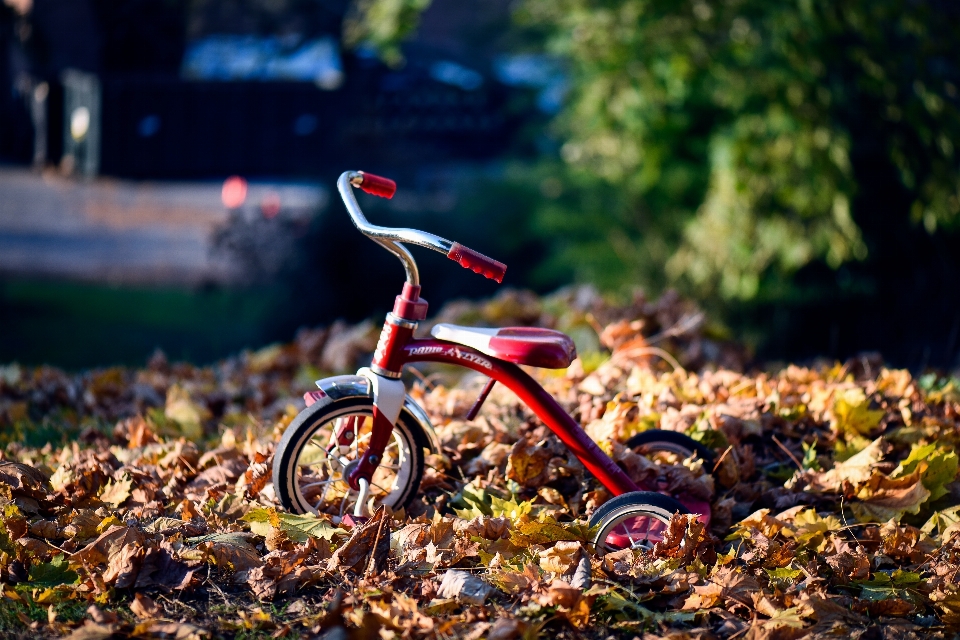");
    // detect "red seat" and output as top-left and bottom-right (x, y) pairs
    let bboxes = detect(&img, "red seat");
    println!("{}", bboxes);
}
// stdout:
(430, 324), (577, 369)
